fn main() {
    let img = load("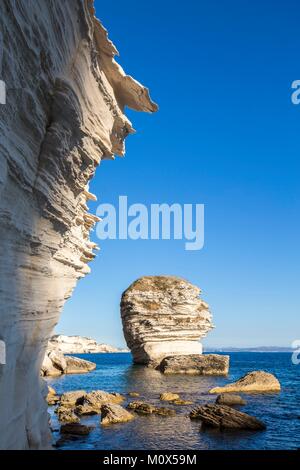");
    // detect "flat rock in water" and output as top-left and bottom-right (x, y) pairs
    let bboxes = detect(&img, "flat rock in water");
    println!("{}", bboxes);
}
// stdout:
(160, 392), (180, 401)
(216, 394), (246, 406)
(65, 355), (96, 374)
(60, 423), (92, 435)
(101, 404), (135, 425)
(209, 371), (281, 394)
(127, 401), (176, 416)
(173, 399), (193, 405)
(159, 354), (229, 375)
(190, 404), (266, 430)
